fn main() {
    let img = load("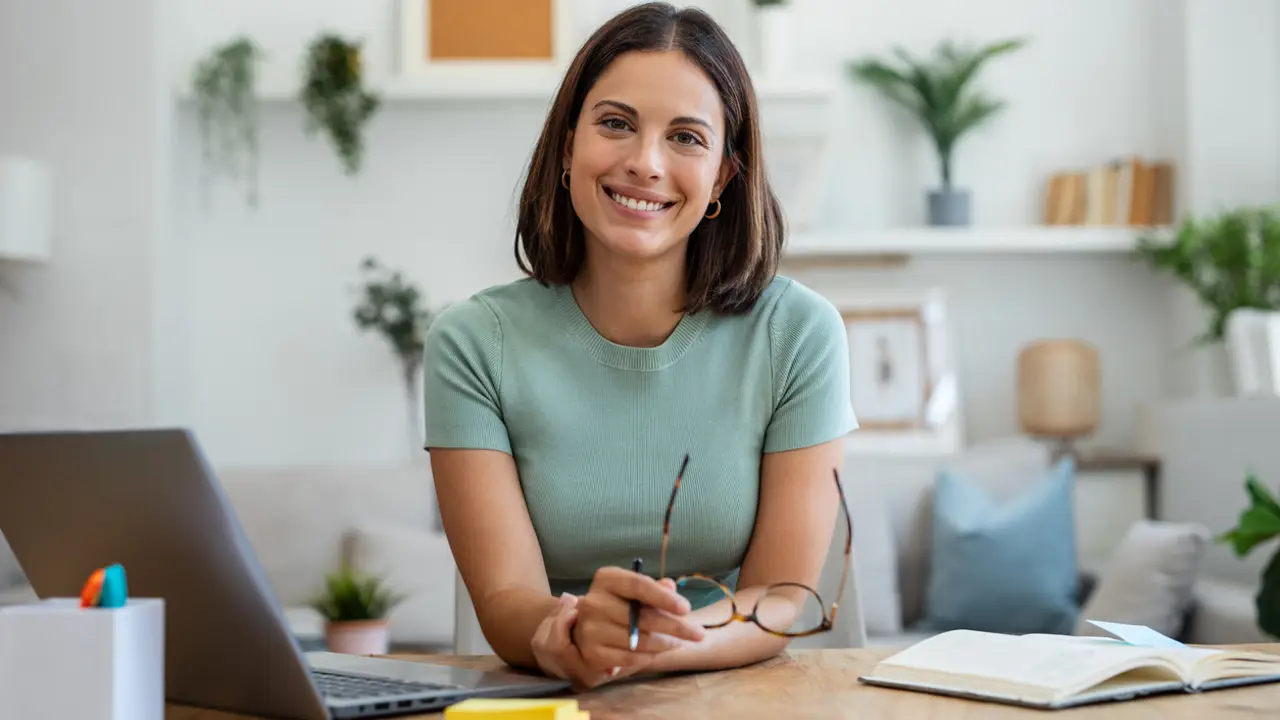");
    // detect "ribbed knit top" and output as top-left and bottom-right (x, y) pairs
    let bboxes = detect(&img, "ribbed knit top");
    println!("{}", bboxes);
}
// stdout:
(421, 275), (857, 606)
